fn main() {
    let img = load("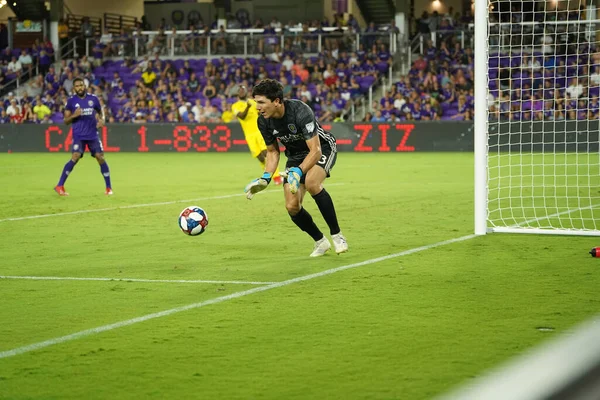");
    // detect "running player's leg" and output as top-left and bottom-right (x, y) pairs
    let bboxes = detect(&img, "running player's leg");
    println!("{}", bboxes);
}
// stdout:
(303, 151), (347, 254)
(90, 139), (112, 194)
(55, 141), (83, 195)
(284, 167), (330, 257)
